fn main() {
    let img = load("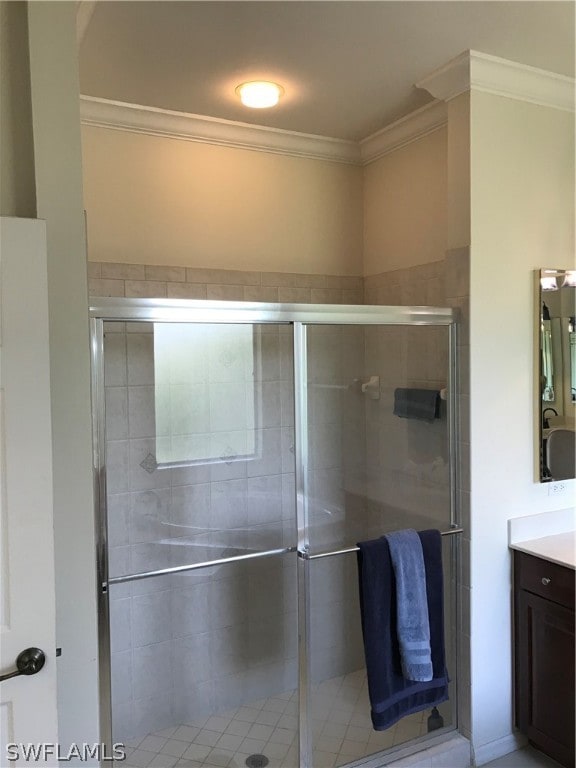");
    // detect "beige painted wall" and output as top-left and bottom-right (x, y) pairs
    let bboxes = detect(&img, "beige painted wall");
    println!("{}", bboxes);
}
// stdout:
(28, 2), (98, 758)
(363, 127), (447, 275)
(0, 1), (36, 217)
(81, 126), (364, 275)
(468, 92), (574, 756)
(447, 95), (470, 251)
